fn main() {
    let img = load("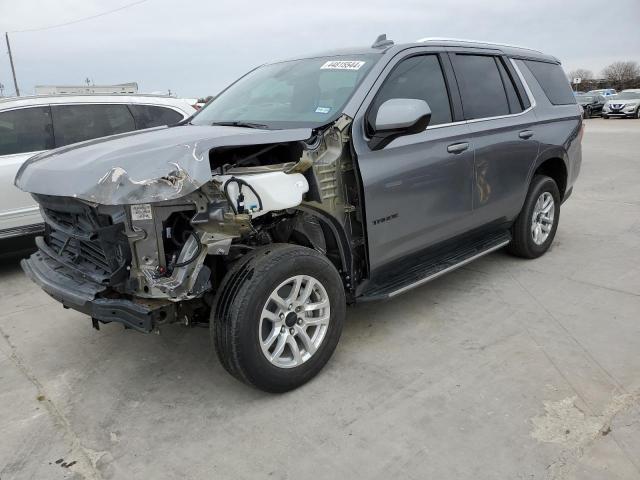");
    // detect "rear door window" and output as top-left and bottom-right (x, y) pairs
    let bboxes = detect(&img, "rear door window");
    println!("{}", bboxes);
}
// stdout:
(0, 106), (54, 156)
(369, 54), (452, 128)
(128, 105), (184, 129)
(522, 60), (576, 105)
(451, 54), (511, 119)
(51, 104), (135, 147)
